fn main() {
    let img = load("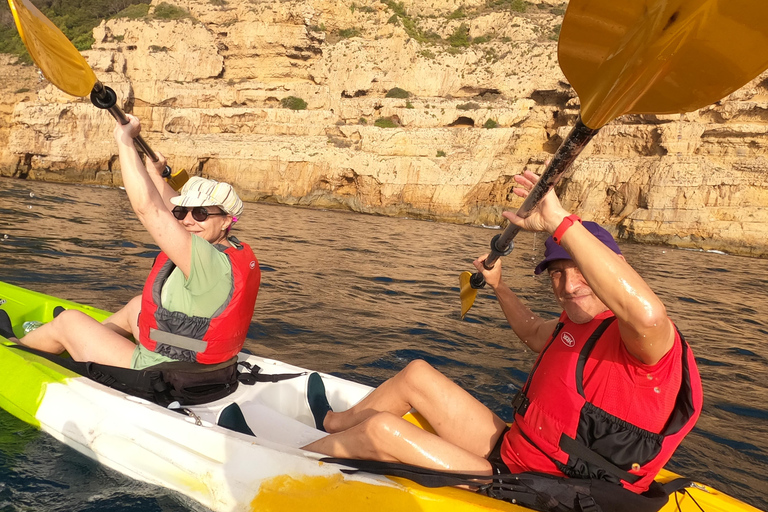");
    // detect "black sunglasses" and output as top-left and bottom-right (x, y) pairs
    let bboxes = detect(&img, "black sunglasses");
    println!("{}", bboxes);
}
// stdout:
(172, 206), (228, 222)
